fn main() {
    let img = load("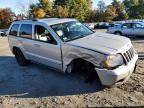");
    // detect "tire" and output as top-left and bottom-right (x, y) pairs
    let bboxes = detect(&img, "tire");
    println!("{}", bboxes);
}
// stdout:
(114, 31), (122, 36)
(0, 34), (3, 37)
(14, 48), (29, 66)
